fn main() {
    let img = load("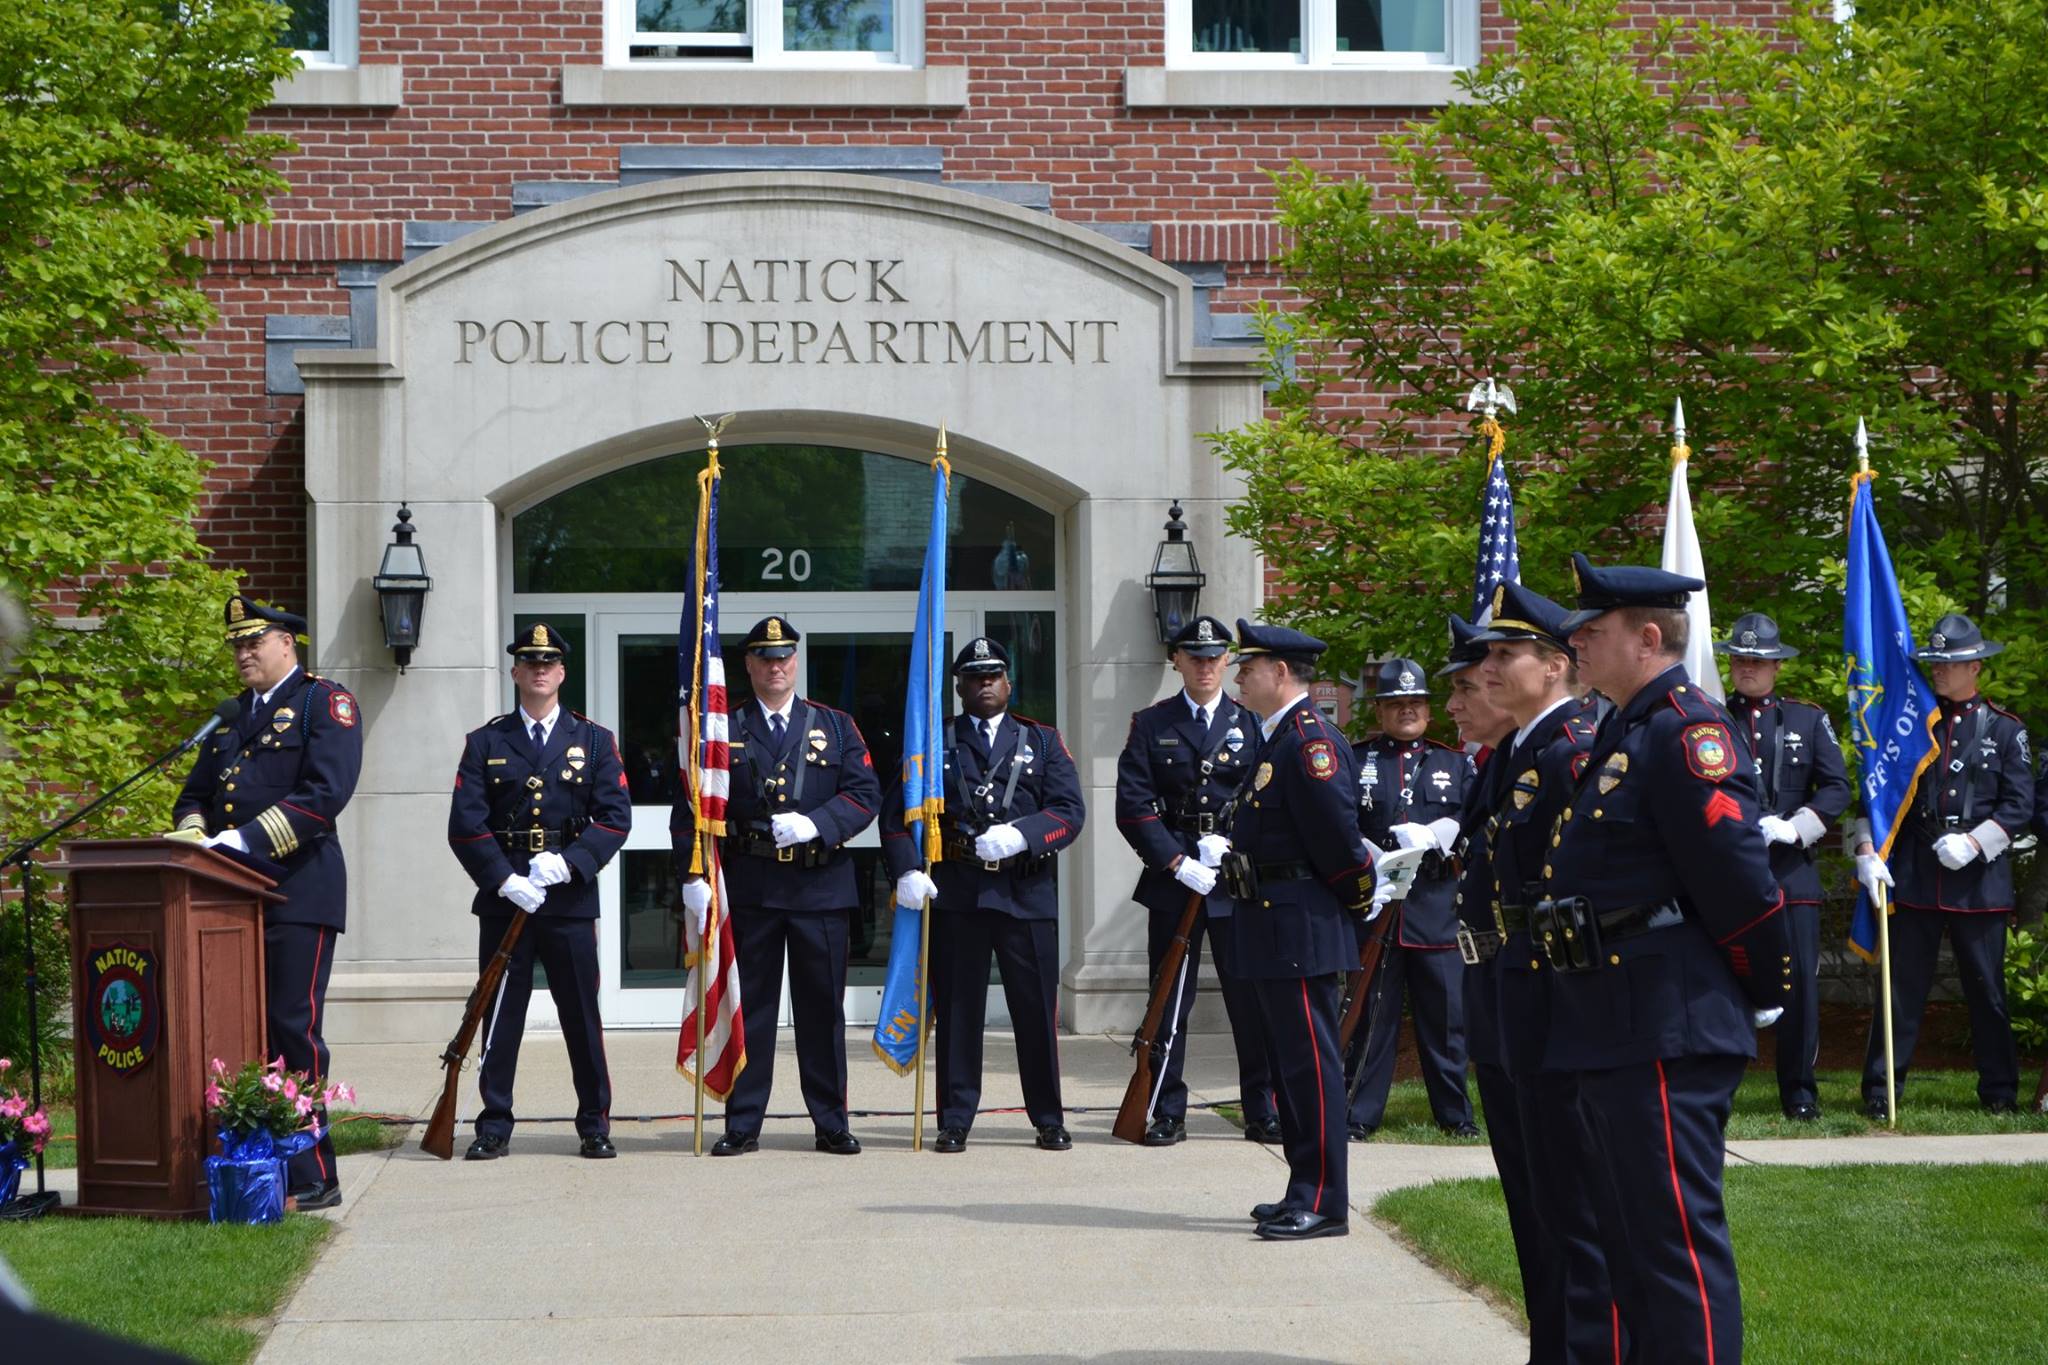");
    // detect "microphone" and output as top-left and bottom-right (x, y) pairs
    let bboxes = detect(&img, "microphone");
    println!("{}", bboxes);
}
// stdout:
(184, 697), (243, 751)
